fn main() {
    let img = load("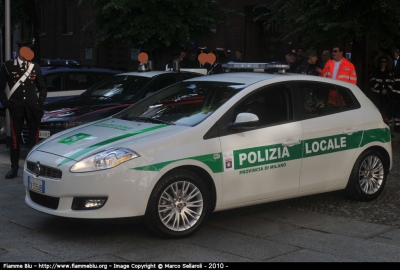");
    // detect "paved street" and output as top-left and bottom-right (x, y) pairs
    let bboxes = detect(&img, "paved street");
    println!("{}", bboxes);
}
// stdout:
(1, 138), (400, 262)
